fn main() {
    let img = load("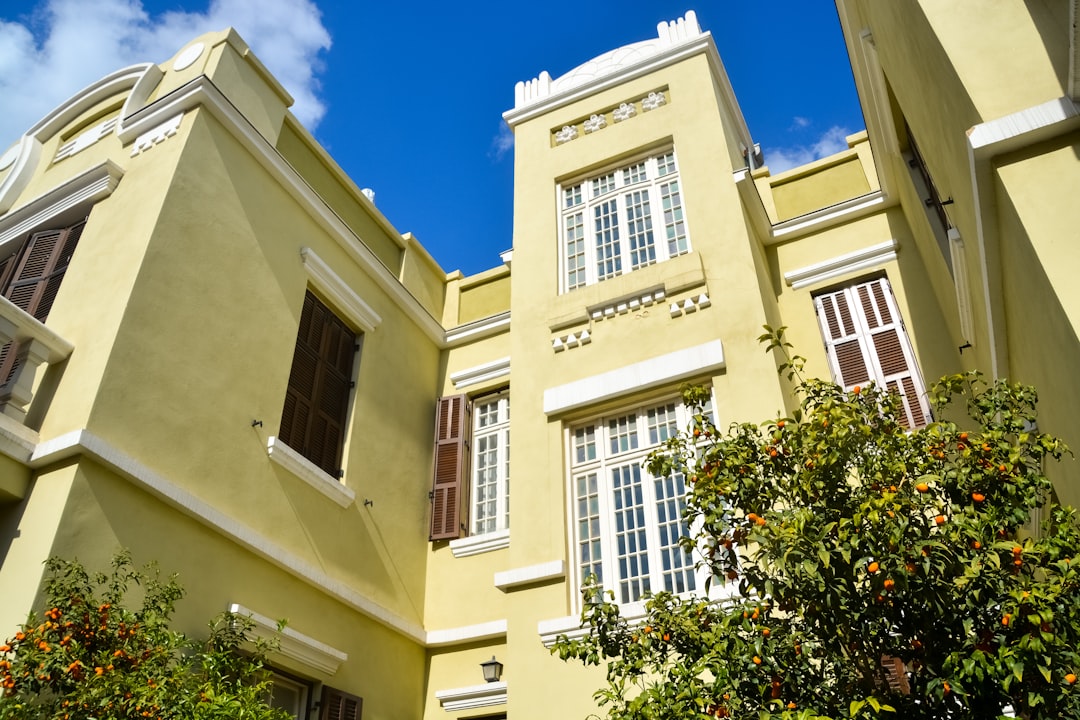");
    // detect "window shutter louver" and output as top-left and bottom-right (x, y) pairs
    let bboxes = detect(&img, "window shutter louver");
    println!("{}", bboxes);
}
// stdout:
(429, 394), (470, 541)
(319, 686), (362, 720)
(0, 220), (85, 388)
(815, 278), (930, 429)
(280, 291), (357, 477)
